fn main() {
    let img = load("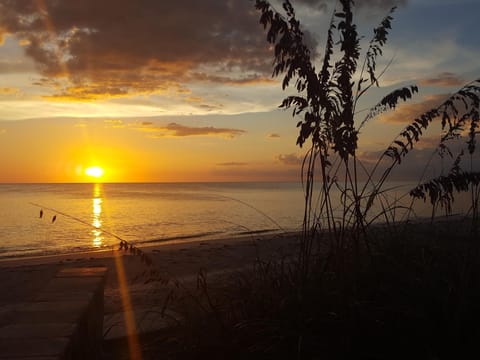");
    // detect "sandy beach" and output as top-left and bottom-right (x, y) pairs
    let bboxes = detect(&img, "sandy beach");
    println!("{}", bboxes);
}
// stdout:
(0, 232), (299, 325)
(3, 219), (480, 359)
